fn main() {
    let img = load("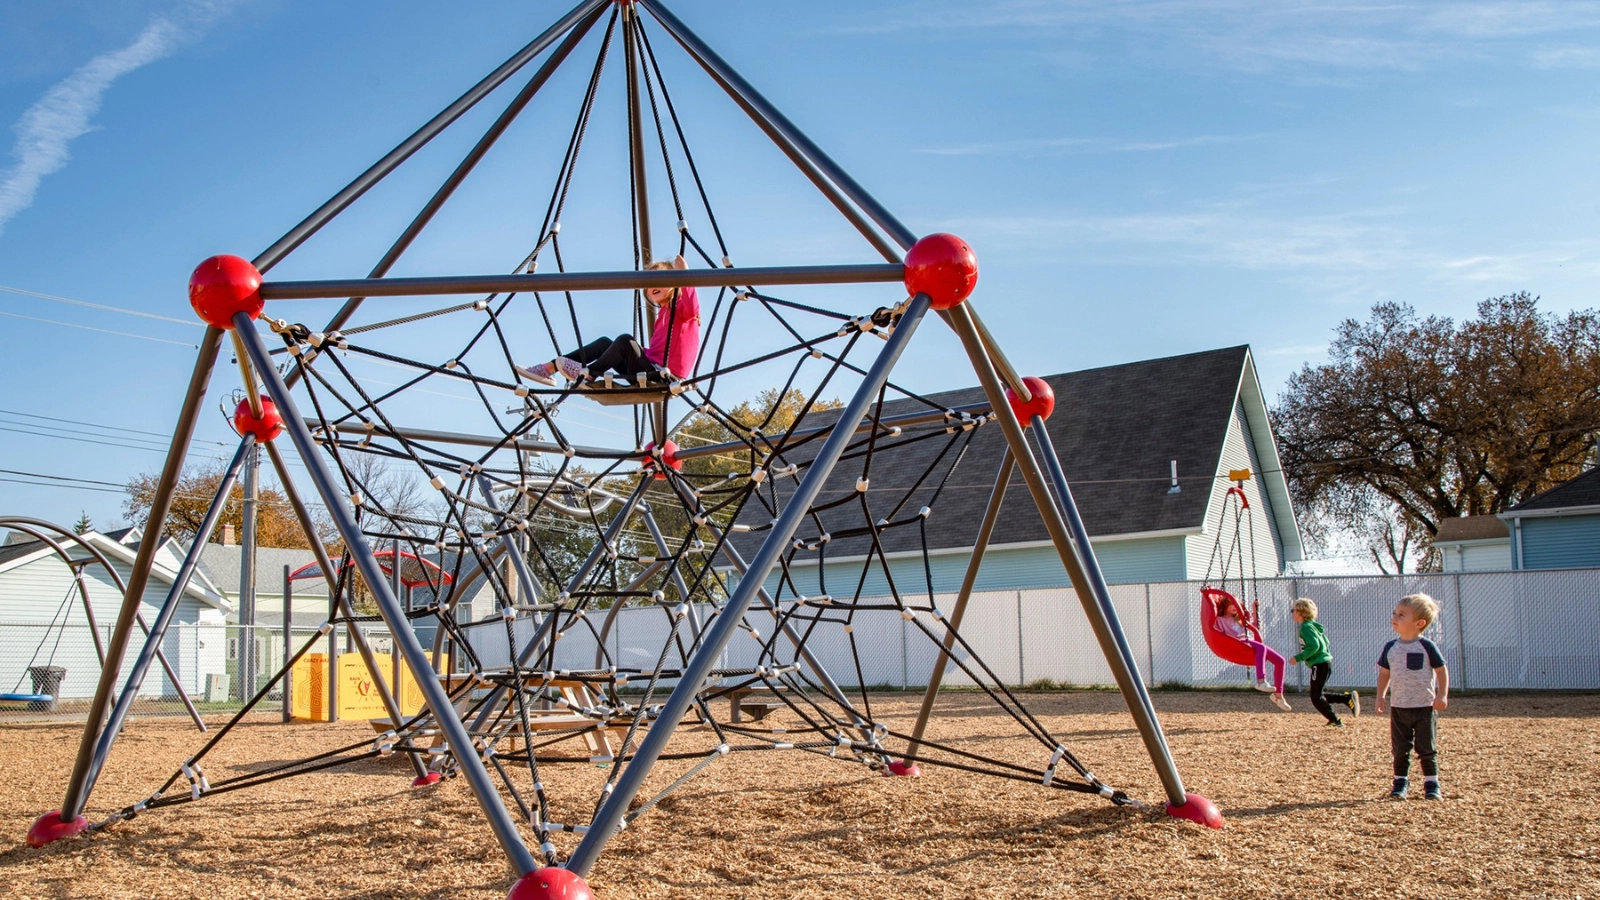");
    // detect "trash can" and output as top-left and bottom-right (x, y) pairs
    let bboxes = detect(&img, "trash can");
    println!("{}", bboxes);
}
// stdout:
(27, 665), (66, 712)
